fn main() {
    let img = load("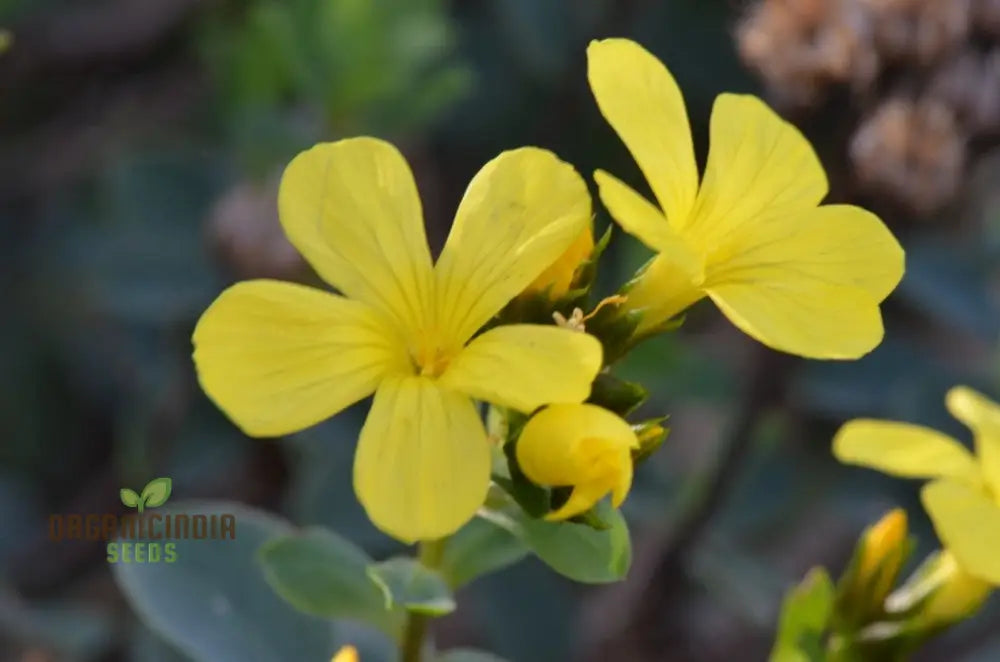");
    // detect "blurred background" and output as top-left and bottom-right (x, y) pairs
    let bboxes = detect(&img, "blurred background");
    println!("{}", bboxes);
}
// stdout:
(2, 0), (1000, 660)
